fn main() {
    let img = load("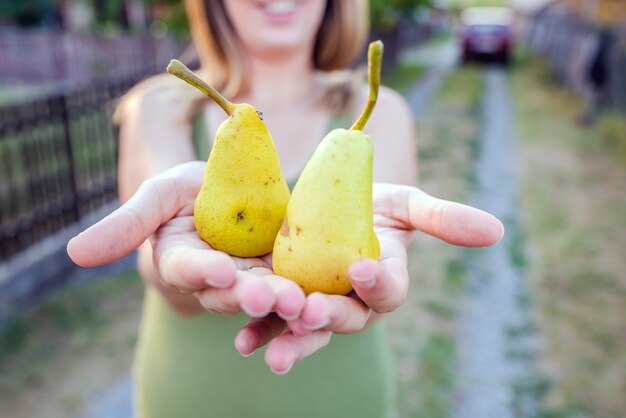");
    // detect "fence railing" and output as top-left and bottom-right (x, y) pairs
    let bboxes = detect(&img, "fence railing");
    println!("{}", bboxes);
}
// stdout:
(526, 13), (626, 113)
(0, 74), (146, 260)
(0, 27), (188, 84)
